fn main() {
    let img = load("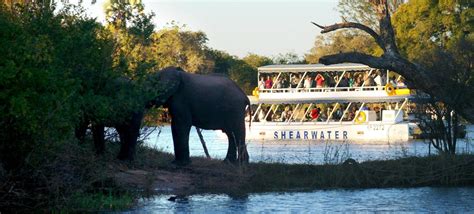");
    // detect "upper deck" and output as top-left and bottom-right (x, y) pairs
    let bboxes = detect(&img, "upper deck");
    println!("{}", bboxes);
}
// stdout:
(253, 63), (414, 104)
